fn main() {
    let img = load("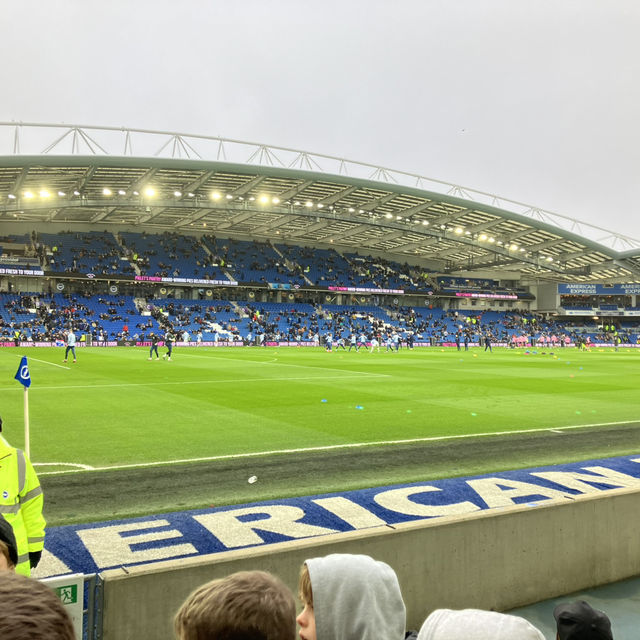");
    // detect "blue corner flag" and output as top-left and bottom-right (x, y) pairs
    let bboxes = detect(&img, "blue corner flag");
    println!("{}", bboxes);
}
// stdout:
(14, 356), (31, 388)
